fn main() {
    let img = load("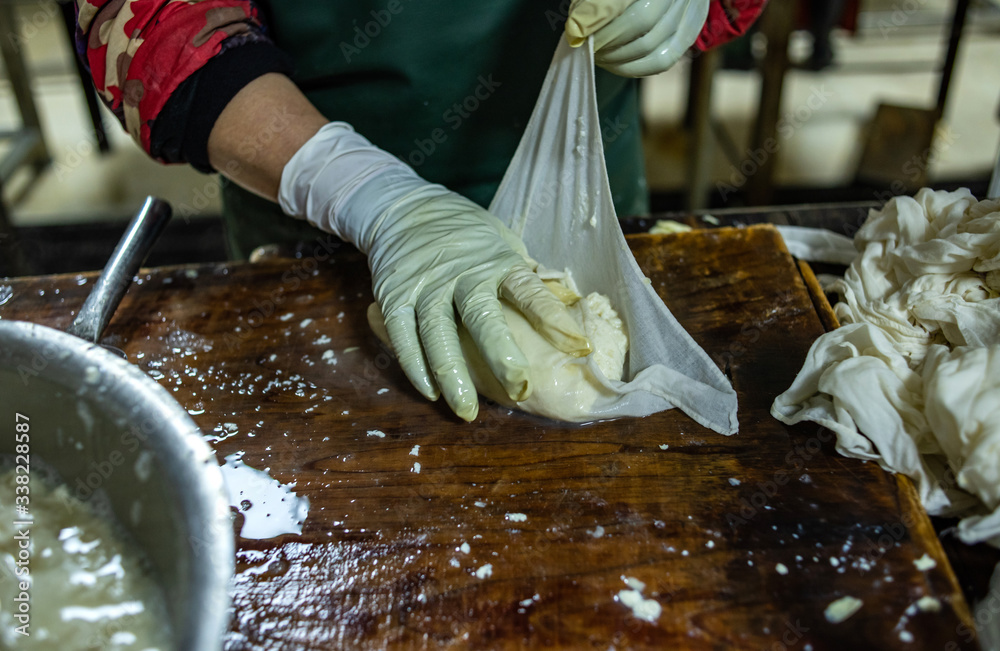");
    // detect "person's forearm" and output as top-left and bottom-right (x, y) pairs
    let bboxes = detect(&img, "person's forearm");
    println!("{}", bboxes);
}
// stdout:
(207, 73), (329, 201)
